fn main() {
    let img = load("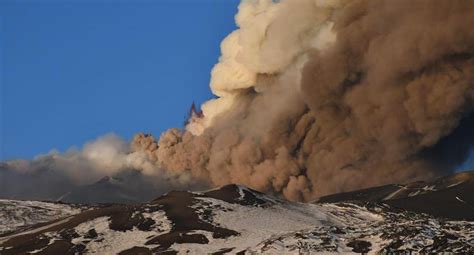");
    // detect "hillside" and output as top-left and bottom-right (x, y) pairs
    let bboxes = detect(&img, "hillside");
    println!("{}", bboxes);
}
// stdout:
(1, 182), (473, 254)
